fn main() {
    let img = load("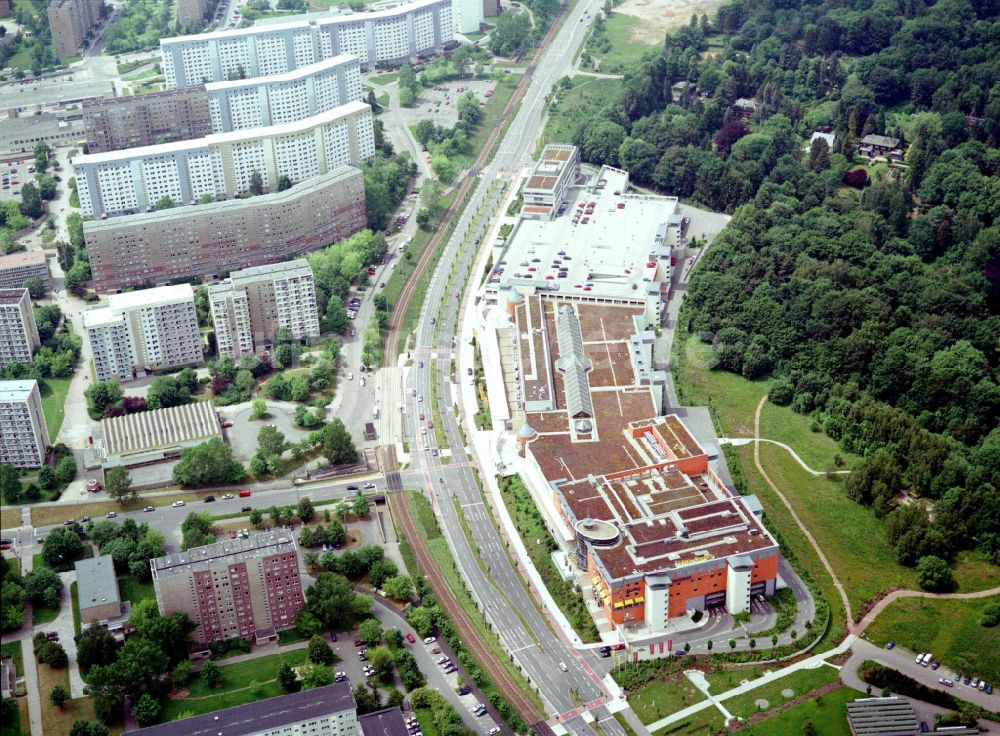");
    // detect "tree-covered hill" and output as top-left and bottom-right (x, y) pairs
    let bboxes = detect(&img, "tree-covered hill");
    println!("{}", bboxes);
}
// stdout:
(566, 0), (1000, 578)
